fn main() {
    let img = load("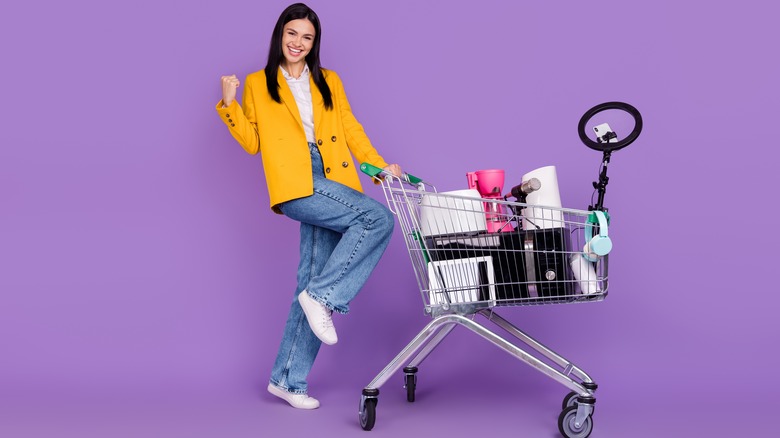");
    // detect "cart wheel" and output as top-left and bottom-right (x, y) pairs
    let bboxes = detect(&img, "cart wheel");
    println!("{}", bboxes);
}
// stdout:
(557, 406), (593, 438)
(562, 391), (578, 409)
(405, 374), (417, 402)
(562, 392), (596, 415)
(359, 398), (377, 431)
